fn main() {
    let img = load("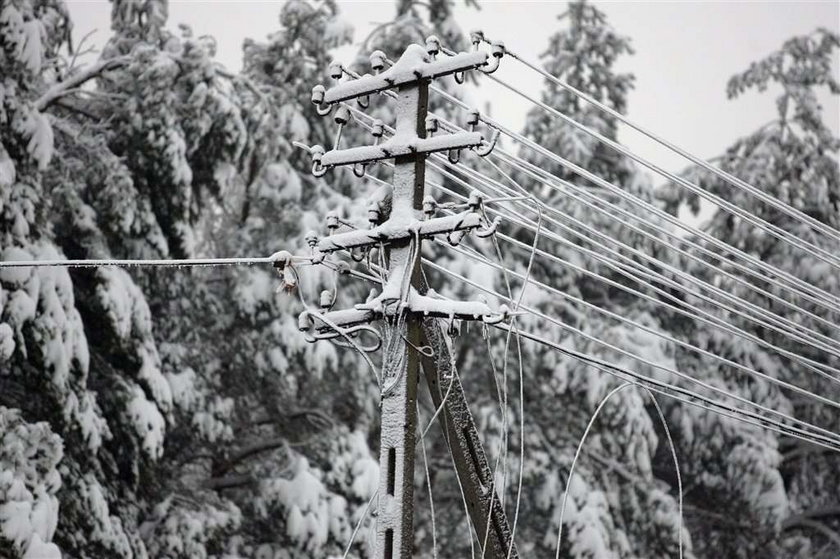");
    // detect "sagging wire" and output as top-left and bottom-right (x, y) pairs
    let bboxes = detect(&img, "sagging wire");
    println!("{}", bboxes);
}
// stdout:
(438, 240), (840, 444)
(497, 322), (840, 453)
(418, 402), (439, 559)
(487, 148), (840, 345)
(342, 489), (378, 559)
(426, 105), (840, 352)
(553, 382), (684, 559)
(475, 196), (542, 559)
